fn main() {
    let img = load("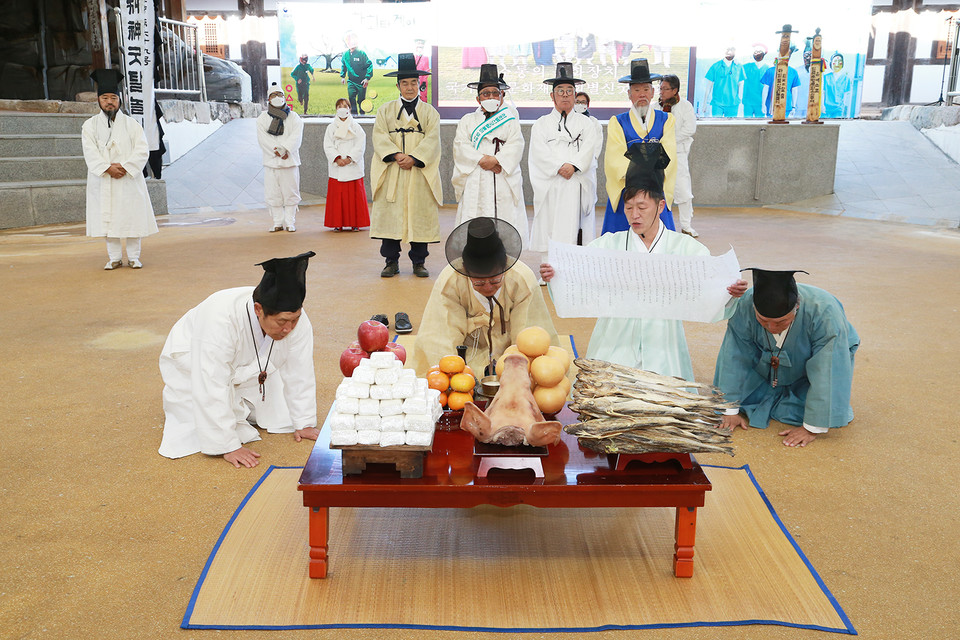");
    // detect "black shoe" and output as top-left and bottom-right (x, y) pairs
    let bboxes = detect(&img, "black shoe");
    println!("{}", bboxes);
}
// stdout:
(370, 314), (389, 328)
(412, 264), (429, 278)
(381, 262), (399, 277)
(394, 312), (412, 334)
